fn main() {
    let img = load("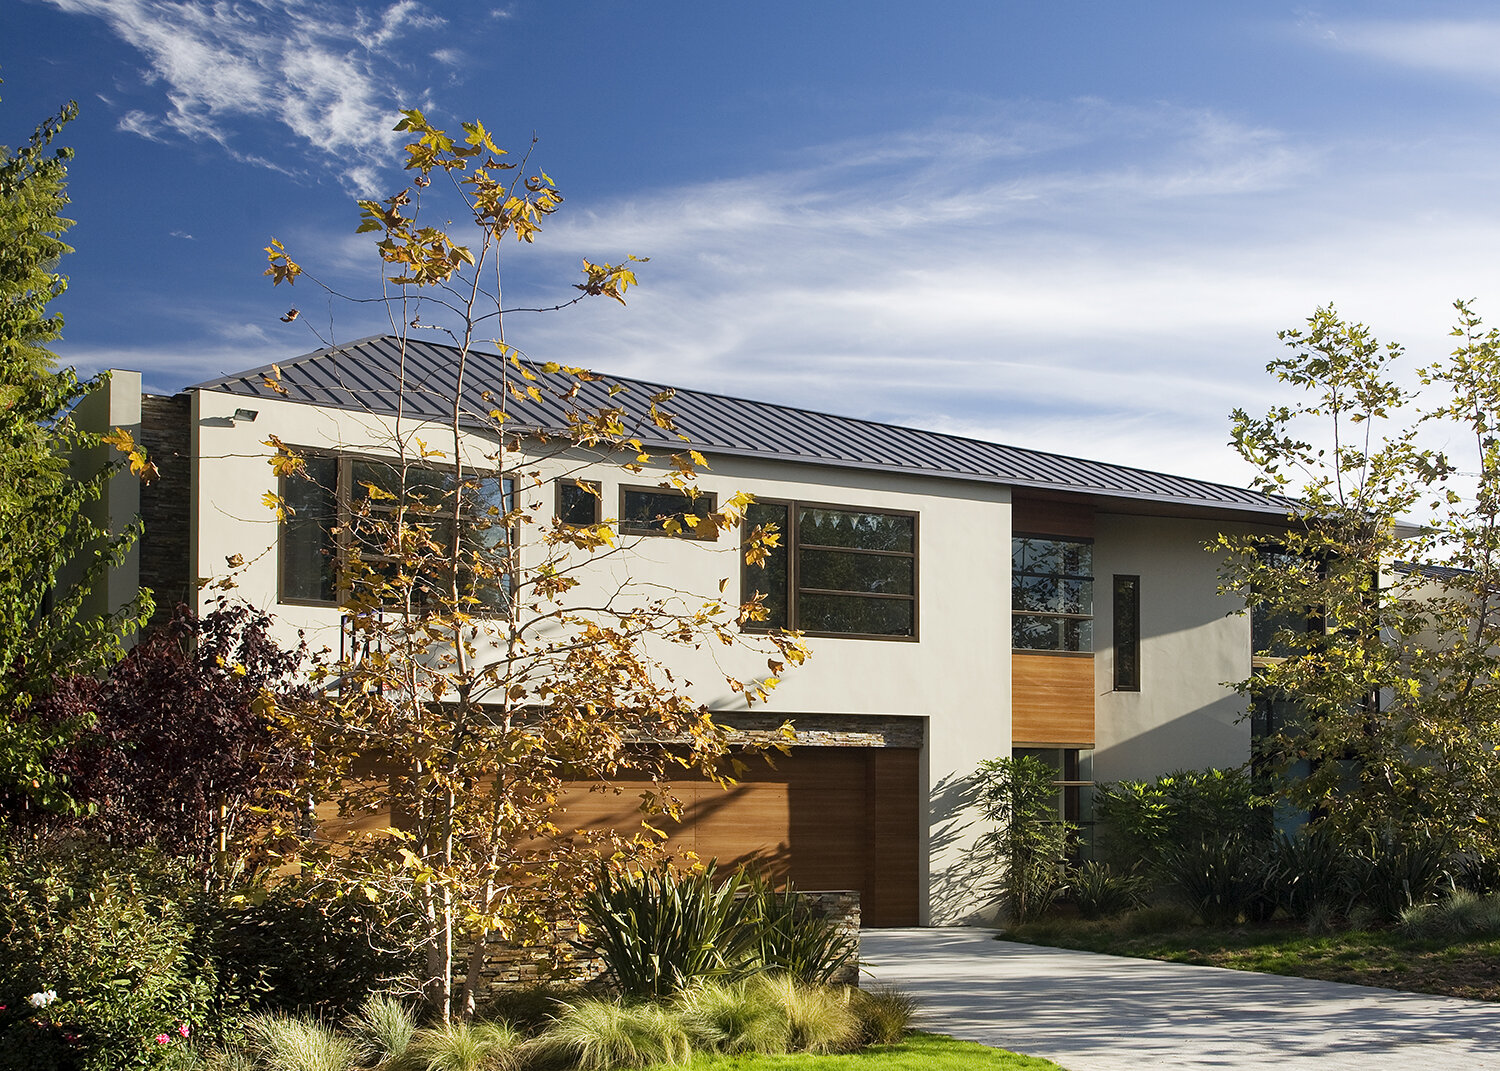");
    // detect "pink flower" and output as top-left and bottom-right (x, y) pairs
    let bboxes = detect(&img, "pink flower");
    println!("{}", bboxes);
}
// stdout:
(154, 1034), (169, 1045)
(177, 1023), (190, 1038)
